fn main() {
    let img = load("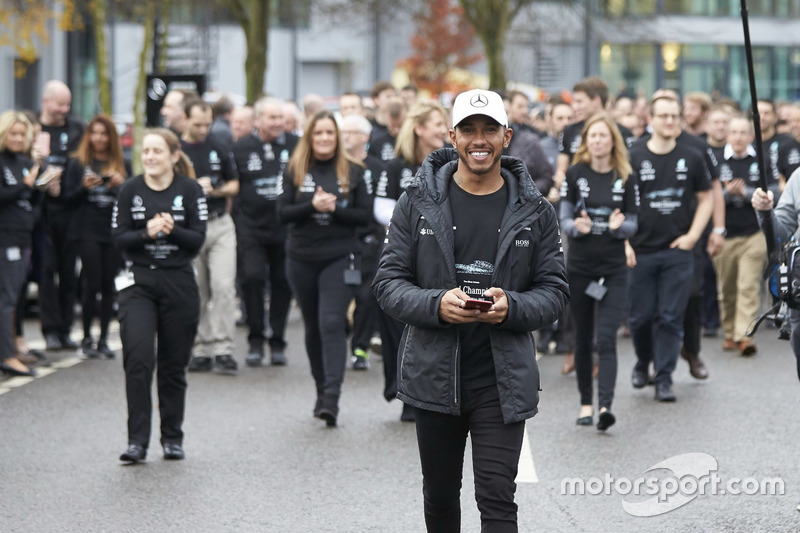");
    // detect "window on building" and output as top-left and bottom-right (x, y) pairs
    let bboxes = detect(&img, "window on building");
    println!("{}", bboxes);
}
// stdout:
(599, 43), (656, 96)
